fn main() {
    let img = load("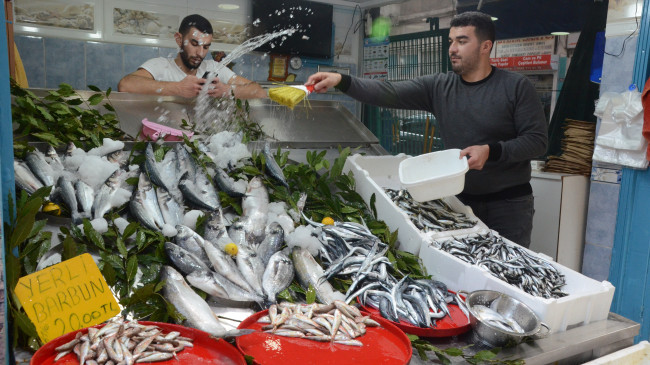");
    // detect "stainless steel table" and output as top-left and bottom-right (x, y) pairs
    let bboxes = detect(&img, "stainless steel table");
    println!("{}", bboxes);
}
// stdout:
(409, 313), (639, 365)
